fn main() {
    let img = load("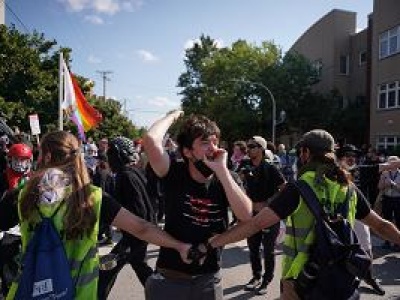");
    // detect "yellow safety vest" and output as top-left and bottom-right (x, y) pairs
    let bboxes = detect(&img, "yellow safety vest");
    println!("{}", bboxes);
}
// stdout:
(281, 171), (357, 279)
(7, 185), (102, 300)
